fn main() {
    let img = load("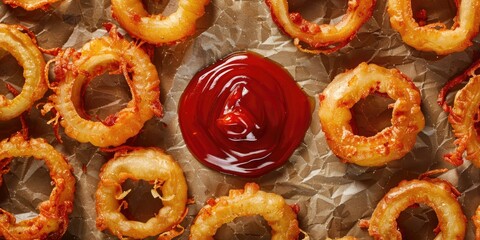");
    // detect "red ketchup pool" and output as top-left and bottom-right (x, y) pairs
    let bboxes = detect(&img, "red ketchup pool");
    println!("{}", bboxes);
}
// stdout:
(178, 52), (312, 177)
